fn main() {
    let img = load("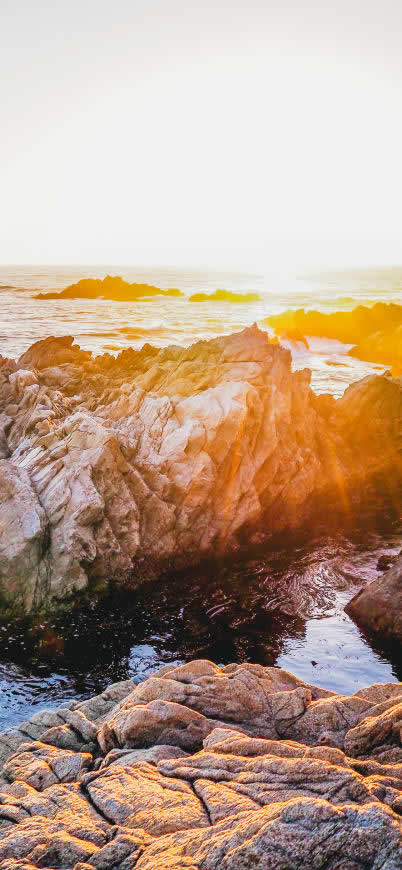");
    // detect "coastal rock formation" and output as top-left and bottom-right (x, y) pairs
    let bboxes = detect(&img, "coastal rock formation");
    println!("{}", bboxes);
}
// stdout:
(35, 275), (184, 301)
(350, 324), (402, 375)
(266, 302), (402, 373)
(0, 660), (401, 868)
(189, 289), (260, 302)
(0, 326), (401, 614)
(346, 556), (402, 641)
